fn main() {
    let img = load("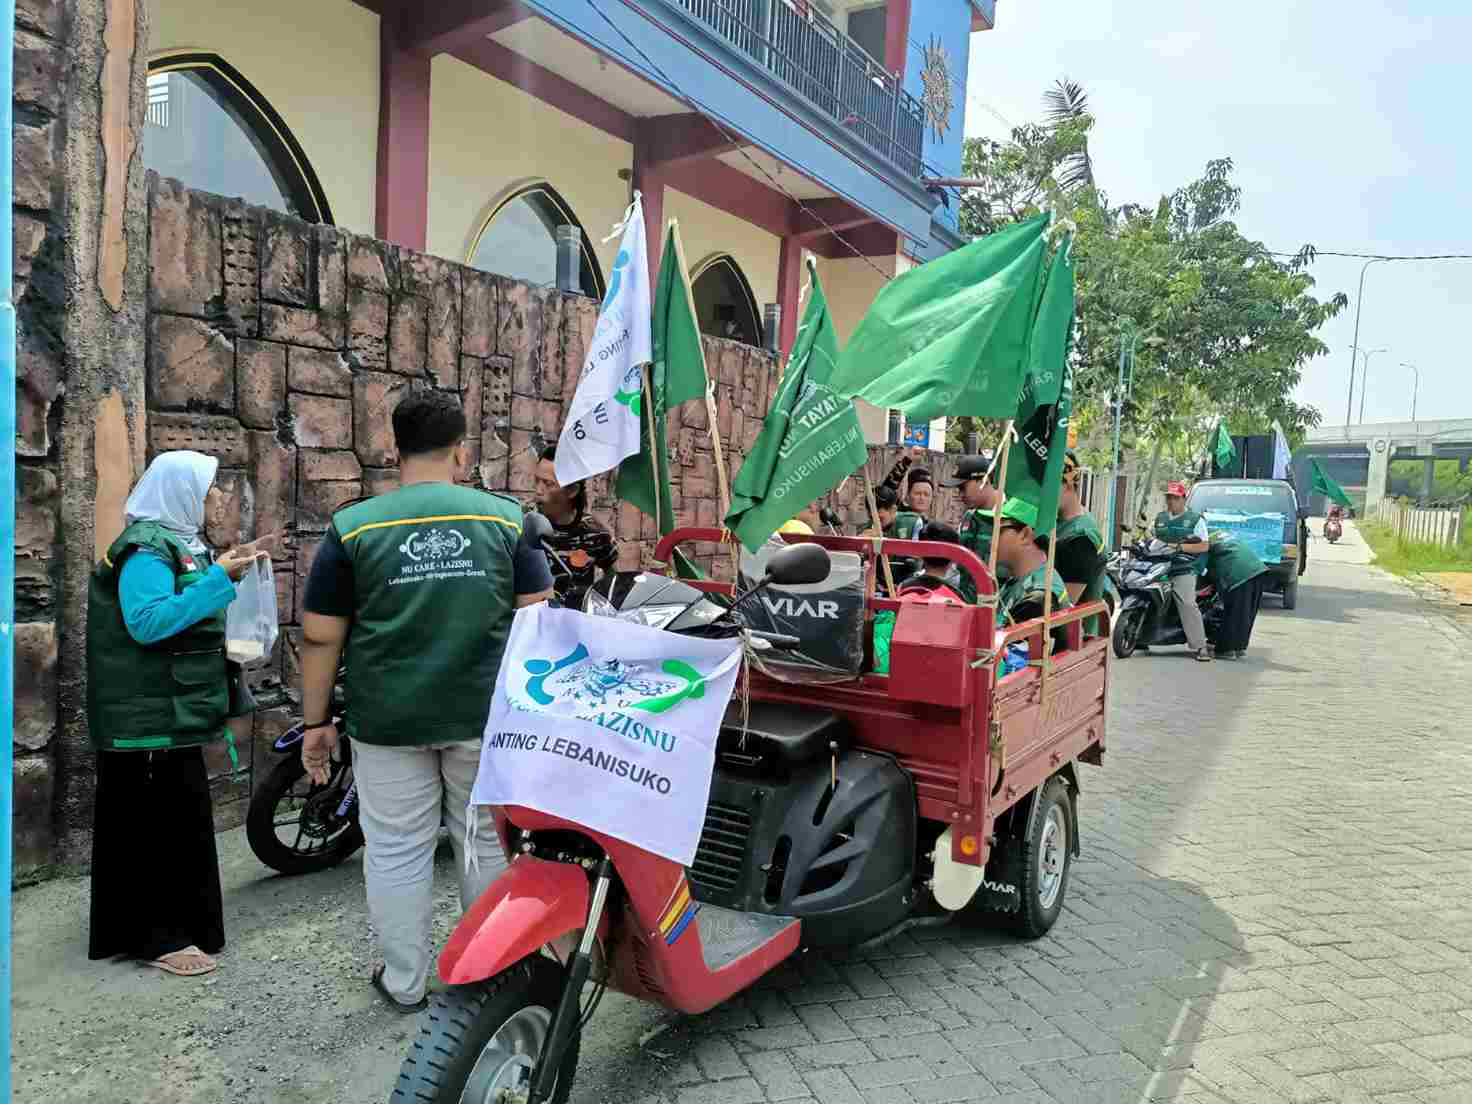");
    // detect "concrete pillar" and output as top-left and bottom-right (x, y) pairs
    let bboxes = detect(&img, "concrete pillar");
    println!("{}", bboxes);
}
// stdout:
(48, 0), (153, 867)
(1365, 439), (1391, 514)
(1422, 457), (1436, 501)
